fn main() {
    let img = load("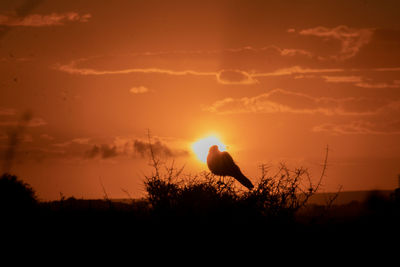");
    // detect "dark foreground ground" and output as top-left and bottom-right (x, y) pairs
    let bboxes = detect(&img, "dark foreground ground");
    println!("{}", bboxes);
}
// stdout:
(3, 196), (400, 259)
(5, 192), (400, 241)
(2, 172), (400, 251)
